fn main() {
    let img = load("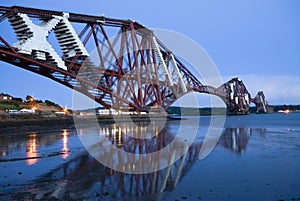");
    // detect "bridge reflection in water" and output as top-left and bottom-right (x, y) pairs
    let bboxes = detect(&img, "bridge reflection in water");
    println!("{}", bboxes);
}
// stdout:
(8, 122), (266, 200)
(219, 128), (266, 154)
